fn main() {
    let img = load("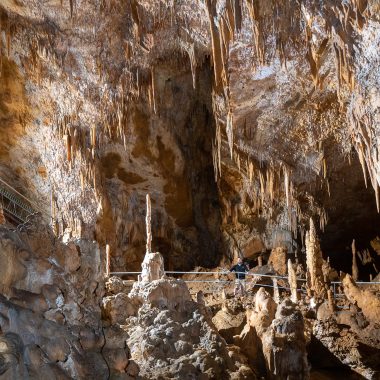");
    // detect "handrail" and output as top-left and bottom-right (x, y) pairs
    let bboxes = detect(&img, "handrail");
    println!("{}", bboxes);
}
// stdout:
(109, 271), (379, 286)
(110, 271), (307, 281)
(0, 177), (48, 216)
